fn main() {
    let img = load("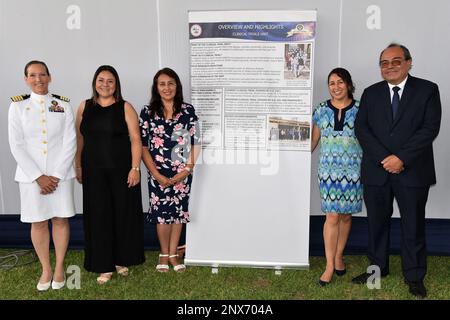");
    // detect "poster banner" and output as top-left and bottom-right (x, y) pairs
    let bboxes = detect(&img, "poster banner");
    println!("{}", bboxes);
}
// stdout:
(187, 10), (316, 269)
(190, 11), (315, 152)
